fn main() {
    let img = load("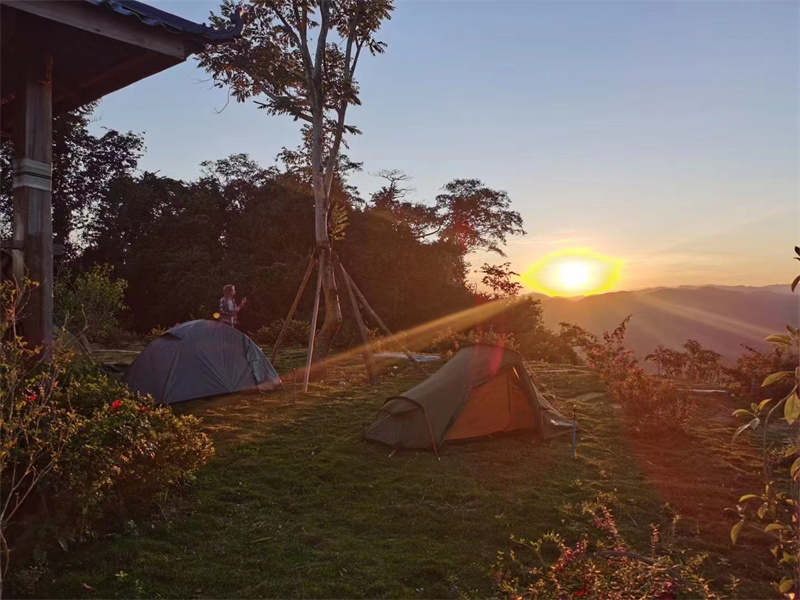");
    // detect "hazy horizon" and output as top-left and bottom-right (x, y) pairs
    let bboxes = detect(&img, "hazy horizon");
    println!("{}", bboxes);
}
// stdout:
(88, 0), (799, 292)
(527, 281), (794, 298)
